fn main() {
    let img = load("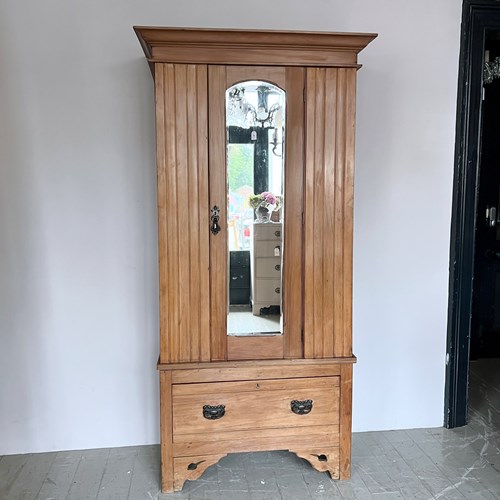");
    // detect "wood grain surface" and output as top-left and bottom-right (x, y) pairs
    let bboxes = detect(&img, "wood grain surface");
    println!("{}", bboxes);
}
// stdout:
(304, 67), (357, 359)
(155, 63), (210, 363)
